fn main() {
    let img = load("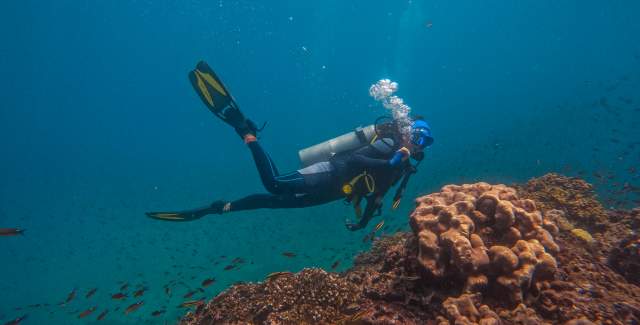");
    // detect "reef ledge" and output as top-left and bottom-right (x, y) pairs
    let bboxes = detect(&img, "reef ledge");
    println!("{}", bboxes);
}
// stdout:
(181, 174), (640, 325)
